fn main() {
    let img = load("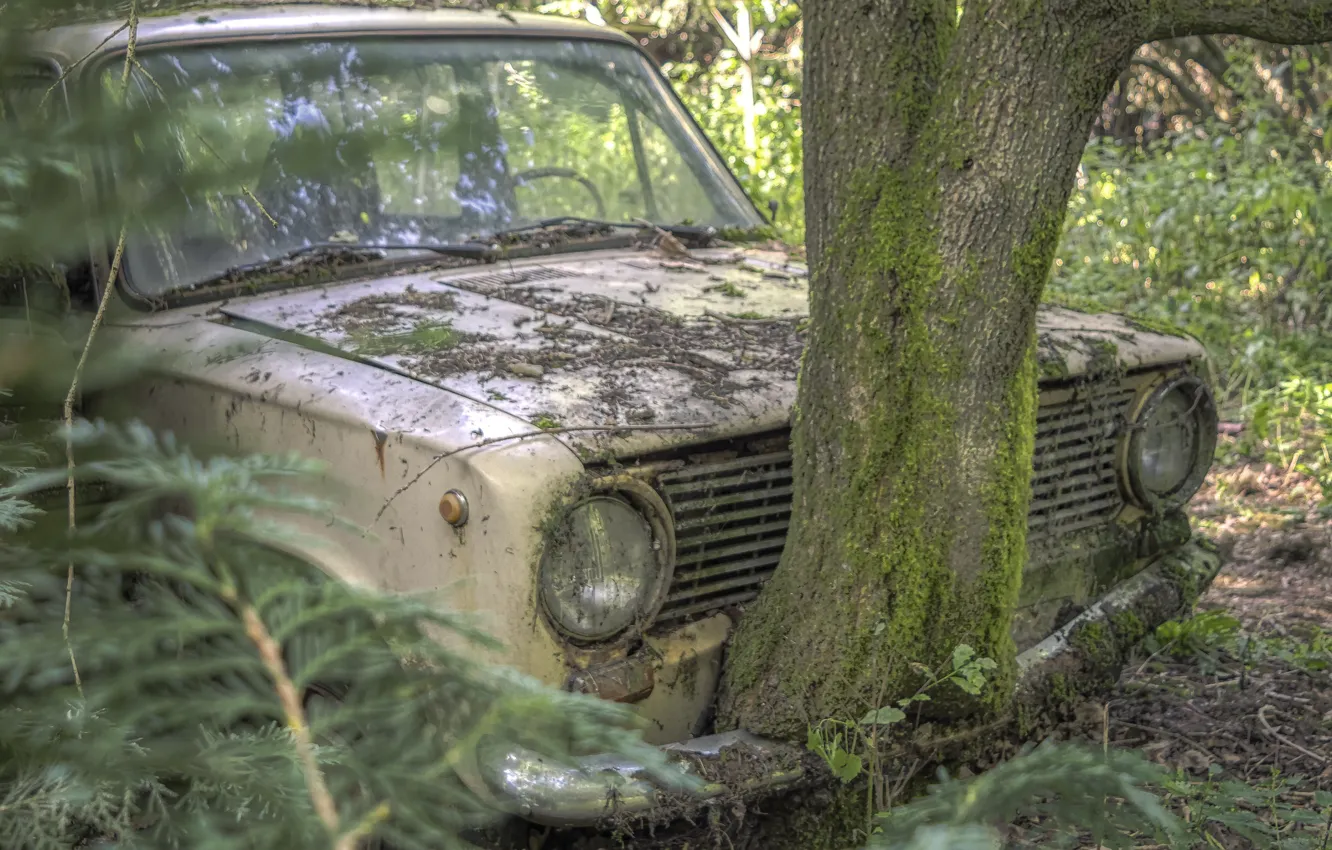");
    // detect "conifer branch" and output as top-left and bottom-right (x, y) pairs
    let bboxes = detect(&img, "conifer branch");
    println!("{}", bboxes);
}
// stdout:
(334, 802), (391, 850)
(235, 600), (343, 837)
